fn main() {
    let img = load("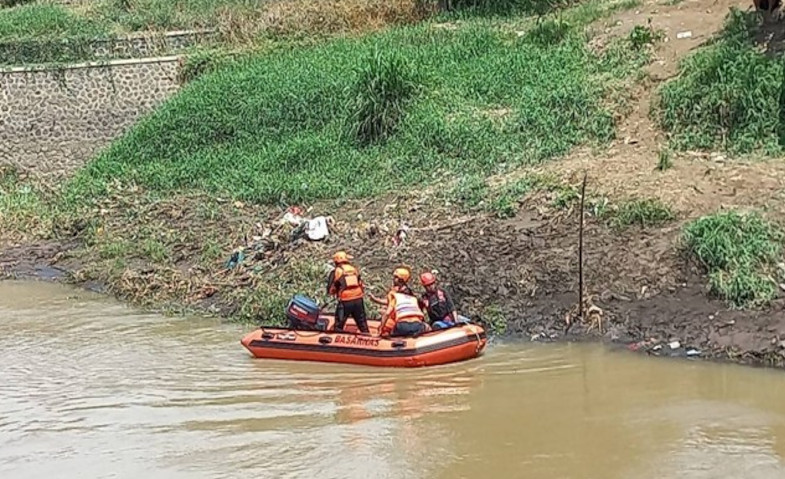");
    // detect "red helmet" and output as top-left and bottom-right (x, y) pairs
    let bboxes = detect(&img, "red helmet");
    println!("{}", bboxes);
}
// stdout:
(420, 272), (436, 286)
